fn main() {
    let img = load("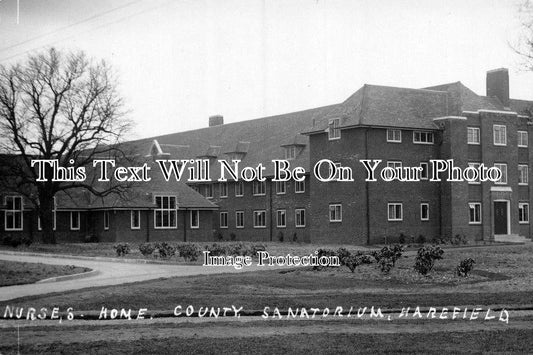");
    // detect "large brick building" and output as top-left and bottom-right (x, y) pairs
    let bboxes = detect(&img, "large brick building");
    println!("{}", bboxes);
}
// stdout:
(1, 68), (532, 244)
